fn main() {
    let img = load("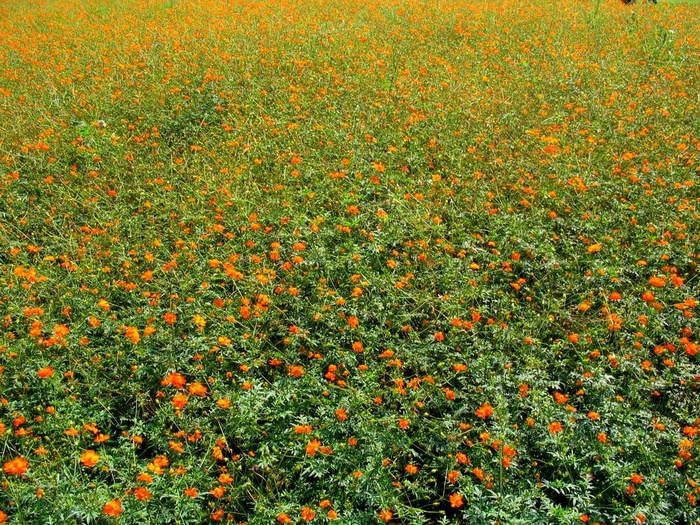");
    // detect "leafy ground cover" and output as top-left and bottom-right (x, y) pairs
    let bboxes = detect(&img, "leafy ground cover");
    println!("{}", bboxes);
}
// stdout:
(0, 0), (698, 523)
